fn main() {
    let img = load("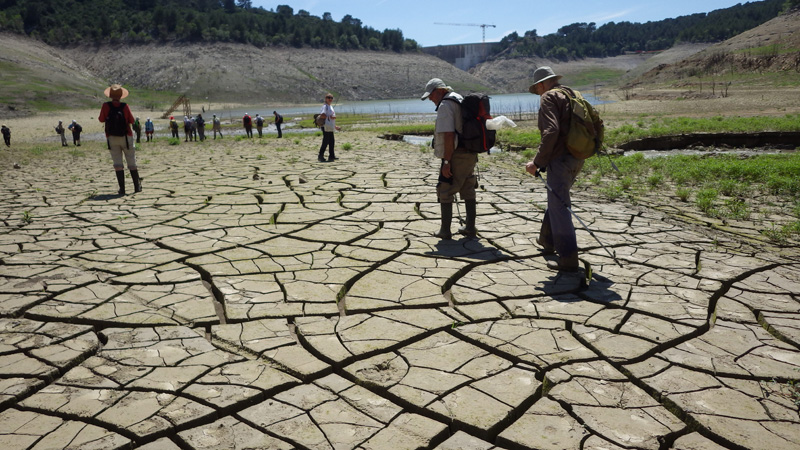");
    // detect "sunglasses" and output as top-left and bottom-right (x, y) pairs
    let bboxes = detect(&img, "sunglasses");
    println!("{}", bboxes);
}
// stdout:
(325, 96), (333, 99)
